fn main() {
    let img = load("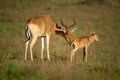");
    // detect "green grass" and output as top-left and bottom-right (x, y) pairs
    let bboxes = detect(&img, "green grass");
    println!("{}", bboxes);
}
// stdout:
(0, 0), (120, 80)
